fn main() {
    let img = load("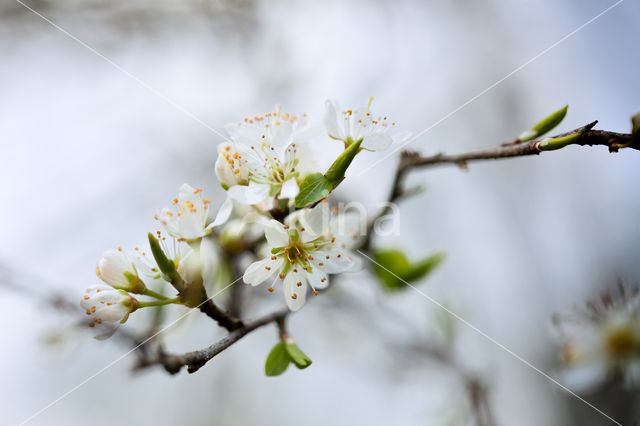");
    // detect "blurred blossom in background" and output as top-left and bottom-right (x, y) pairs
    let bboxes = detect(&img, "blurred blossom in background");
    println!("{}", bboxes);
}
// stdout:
(1, 0), (640, 425)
